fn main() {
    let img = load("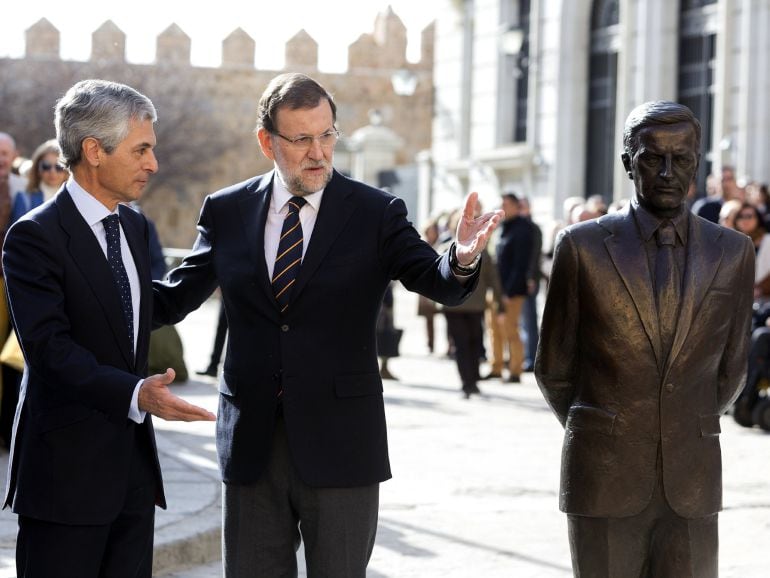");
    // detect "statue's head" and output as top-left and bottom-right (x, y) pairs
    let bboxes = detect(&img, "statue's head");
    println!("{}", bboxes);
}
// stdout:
(621, 101), (701, 218)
